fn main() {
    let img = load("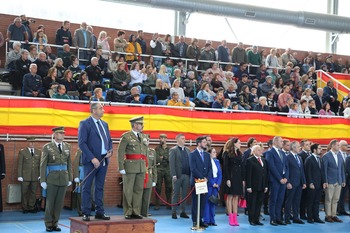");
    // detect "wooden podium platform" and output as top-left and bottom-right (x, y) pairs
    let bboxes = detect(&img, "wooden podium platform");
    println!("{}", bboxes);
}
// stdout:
(69, 216), (157, 233)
